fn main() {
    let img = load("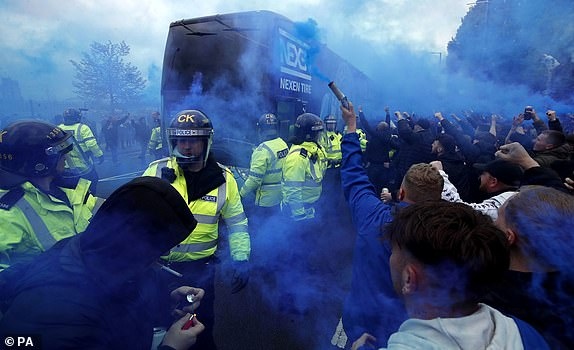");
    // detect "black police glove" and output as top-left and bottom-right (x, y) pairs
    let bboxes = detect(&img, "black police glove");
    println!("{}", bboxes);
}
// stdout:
(231, 260), (250, 294)
(161, 167), (176, 183)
